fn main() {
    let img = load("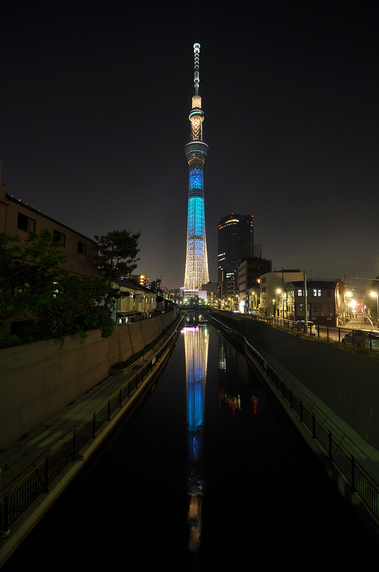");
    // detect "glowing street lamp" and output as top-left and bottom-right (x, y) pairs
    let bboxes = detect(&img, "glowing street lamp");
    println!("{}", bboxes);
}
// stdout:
(370, 291), (378, 327)
(276, 289), (282, 318)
